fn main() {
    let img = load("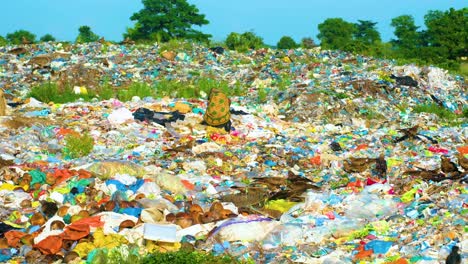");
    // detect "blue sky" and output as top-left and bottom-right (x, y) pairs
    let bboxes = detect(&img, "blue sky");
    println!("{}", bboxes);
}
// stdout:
(0, 0), (465, 45)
